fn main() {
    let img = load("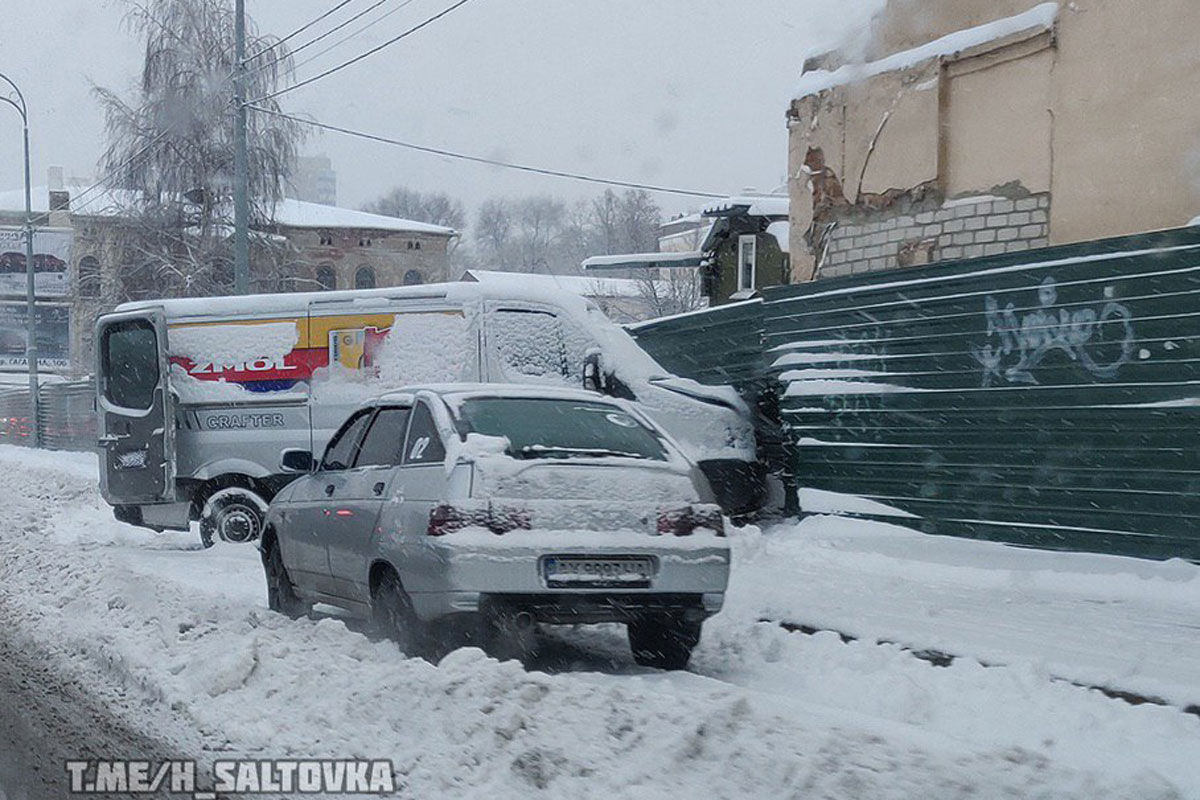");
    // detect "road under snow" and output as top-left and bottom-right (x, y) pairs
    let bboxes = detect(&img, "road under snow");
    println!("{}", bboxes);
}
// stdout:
(0, 444), (1197, 798)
